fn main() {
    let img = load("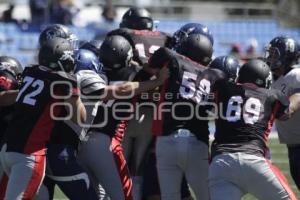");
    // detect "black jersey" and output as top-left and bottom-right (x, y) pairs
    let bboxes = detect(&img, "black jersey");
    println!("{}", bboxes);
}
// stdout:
(149, 47), (210, 143)
(211, 82), (289, 158)
(4, 65), (79, 155)
(48, 70), (107, 148)
(107, 28), (171, 65)
(89, 66), (140, 140)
